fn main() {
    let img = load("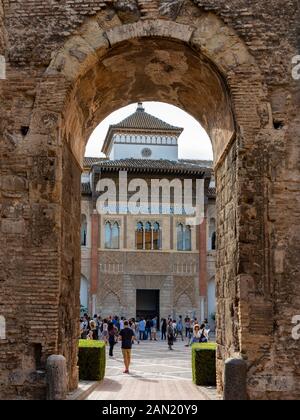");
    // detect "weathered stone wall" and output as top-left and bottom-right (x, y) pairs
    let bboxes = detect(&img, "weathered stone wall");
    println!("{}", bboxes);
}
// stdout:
(58, 142), (81, 392)
(0, 0), (299, 400)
